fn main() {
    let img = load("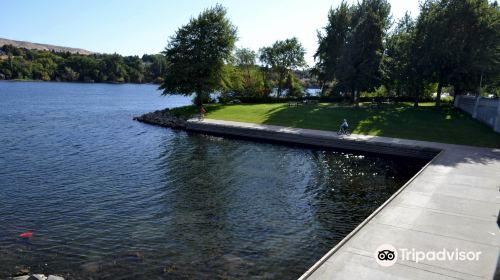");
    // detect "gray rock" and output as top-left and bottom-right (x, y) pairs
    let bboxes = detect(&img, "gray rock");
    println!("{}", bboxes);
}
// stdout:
(133, 109), (187, 129)
(27, 275), (47, 280)
(47, 275), (64, 280)
(12, 276), (30, 280)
